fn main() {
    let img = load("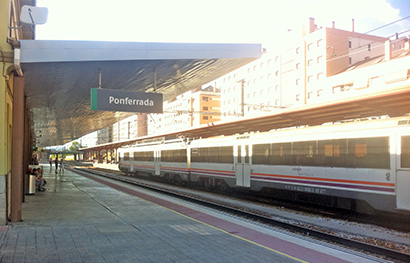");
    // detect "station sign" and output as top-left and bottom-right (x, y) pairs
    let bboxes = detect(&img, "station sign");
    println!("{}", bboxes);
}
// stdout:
(91, 88), (163, 113)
